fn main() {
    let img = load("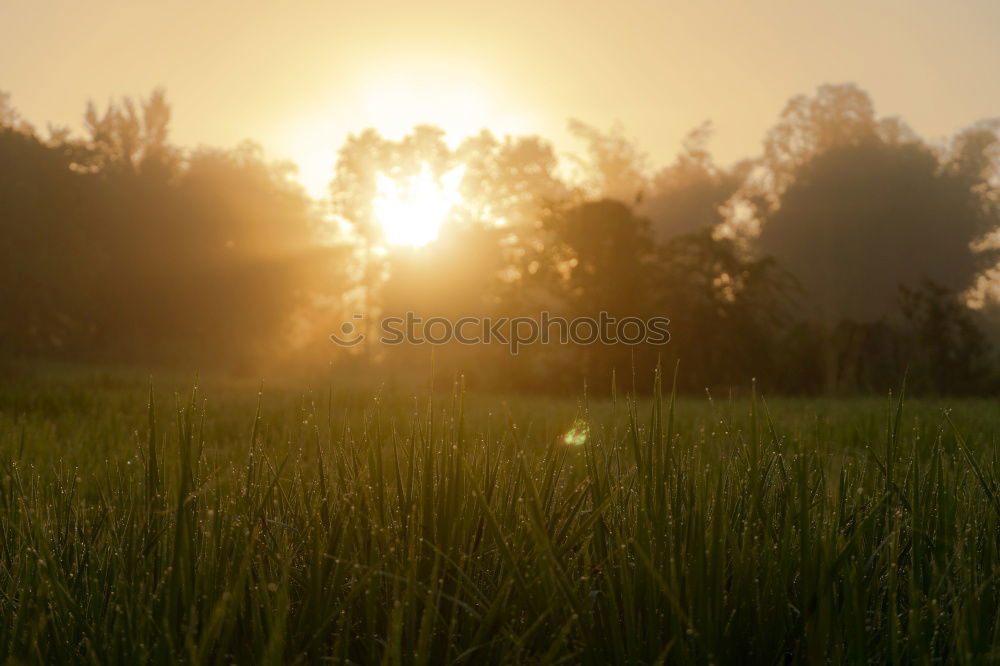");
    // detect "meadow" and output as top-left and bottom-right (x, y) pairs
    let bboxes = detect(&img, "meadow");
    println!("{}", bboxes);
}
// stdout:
(1, 368), (1000, 664)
